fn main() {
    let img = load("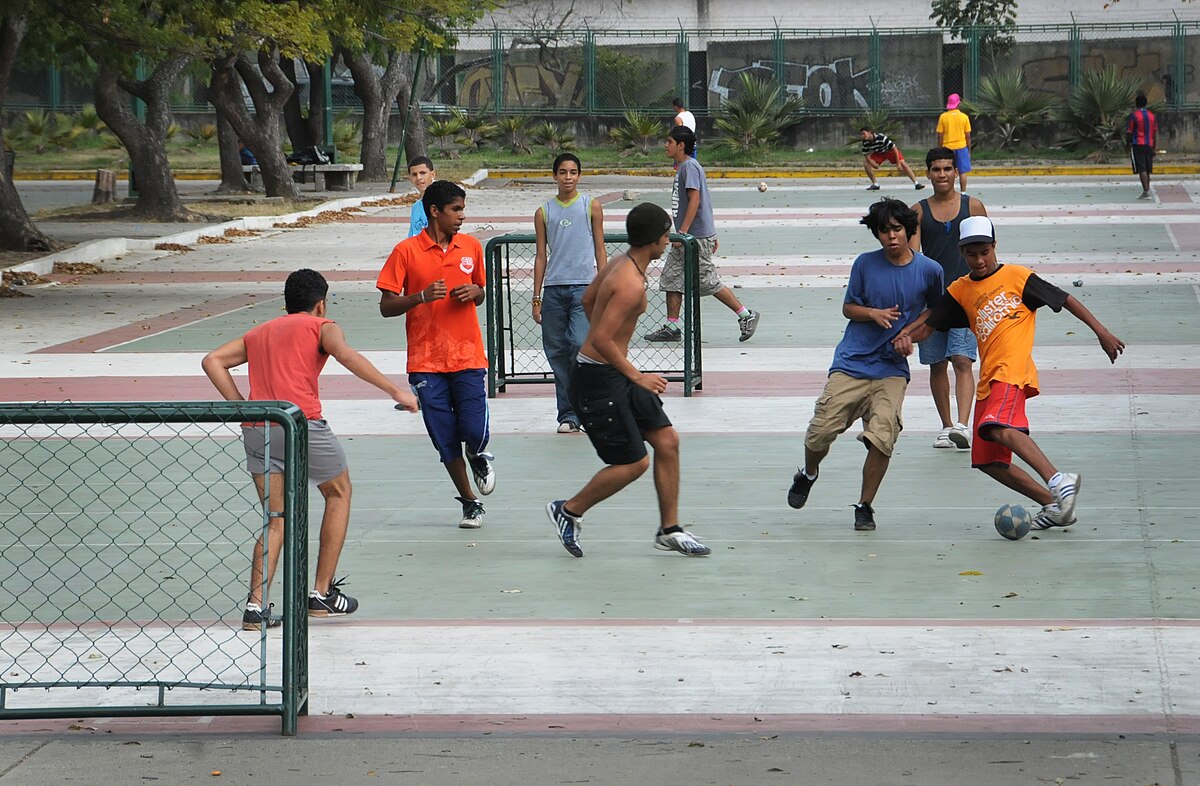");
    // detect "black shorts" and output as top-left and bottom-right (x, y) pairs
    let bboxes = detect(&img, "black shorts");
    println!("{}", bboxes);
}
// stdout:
(569, 362), (672, 466)
(1130, 144), (1154, 174)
